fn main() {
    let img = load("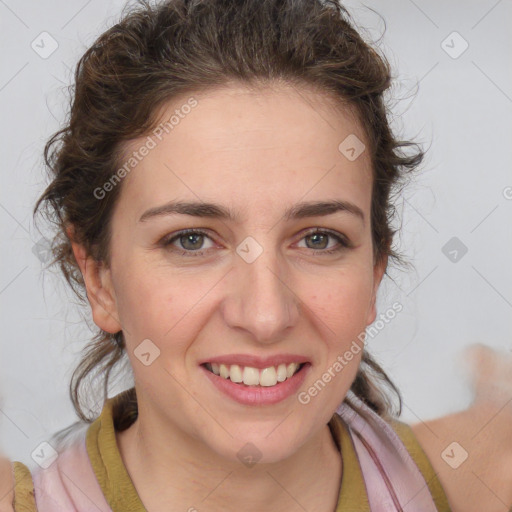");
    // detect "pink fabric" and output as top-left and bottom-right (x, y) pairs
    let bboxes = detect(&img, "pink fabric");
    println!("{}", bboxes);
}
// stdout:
(336, 391), (439, 512)
(31, 438), (112, 512)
